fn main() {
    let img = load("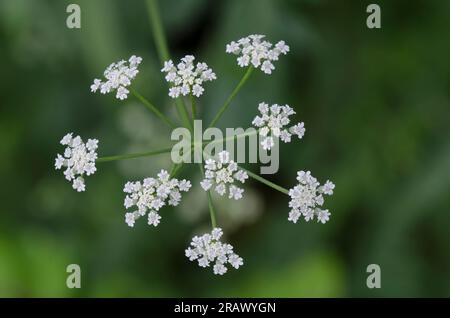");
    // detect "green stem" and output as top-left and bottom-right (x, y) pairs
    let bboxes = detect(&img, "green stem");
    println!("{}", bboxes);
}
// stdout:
(146, 0), (170, 62)
(169, 162), (184, 178)
(190, 93), (197, 121)
(202, 129), (258, 147)
(174, 98), (193, 131)
(198, 163), (217, 228)
(130, 88), (176, 128)
(96, 147), (173, 163)
(208, 66), (254, 128)
(206, 191), (217, 229)
(241, 167), (289, 195)
(146, 0), (192, 131)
